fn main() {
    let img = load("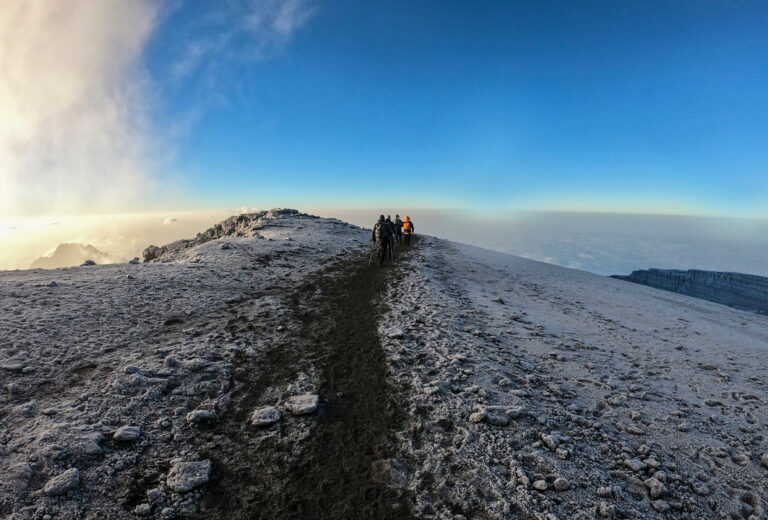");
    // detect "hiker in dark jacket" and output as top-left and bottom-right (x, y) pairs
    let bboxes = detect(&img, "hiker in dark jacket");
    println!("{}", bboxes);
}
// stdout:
(385, 215), (397, 259)
(371, 215), (394, 266)
(394, 214), (403, 243)
(385, 215), (396, 236)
